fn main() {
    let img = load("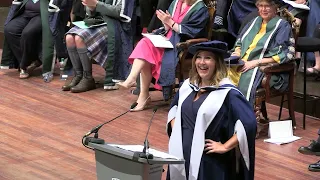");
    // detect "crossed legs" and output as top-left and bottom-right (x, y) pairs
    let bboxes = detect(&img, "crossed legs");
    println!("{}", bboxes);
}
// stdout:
(118, 59), (152, 111)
